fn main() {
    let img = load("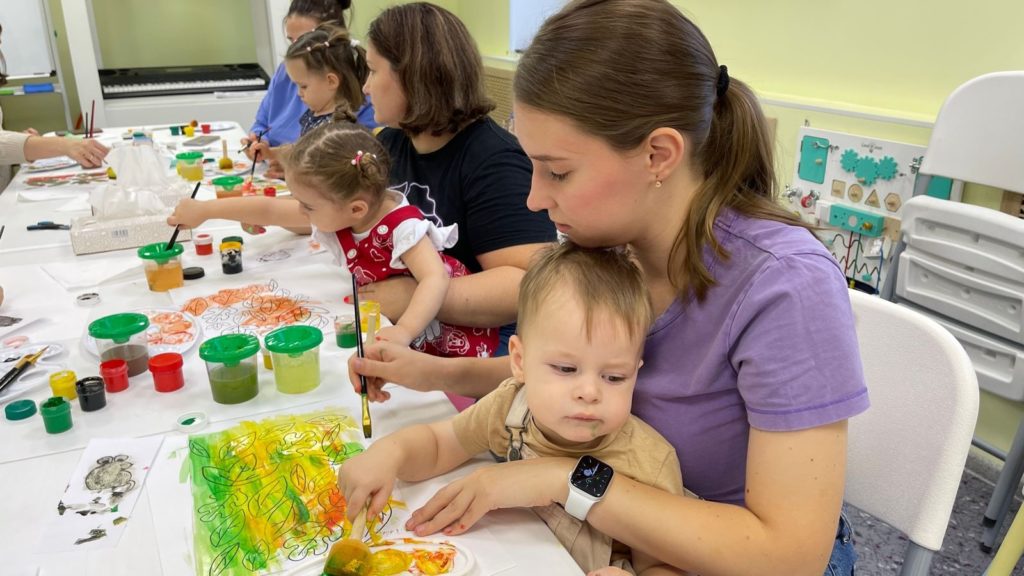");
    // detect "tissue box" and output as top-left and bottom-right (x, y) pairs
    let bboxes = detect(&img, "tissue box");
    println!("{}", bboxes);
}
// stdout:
(70, 213), (191, 255)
